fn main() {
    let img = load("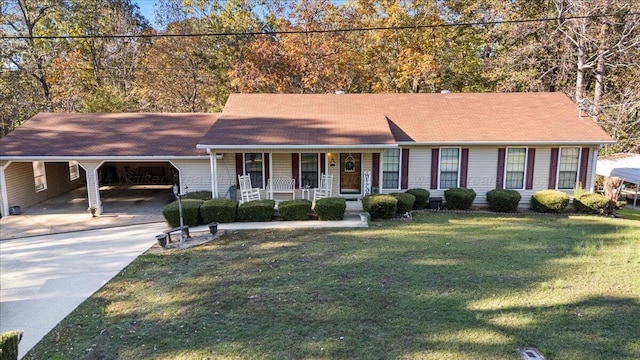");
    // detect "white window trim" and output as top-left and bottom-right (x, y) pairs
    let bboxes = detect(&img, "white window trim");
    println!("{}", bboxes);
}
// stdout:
(243, 152), (265, 189)
(556, 147), (582, 190)
(438, 147), (461, 190)
(33, 161), (48, 193)
(299, 153), (320, 189)
(69, 161), (80, 181)
(381, 148), (402, 191)
(503, 147), (528, 190)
